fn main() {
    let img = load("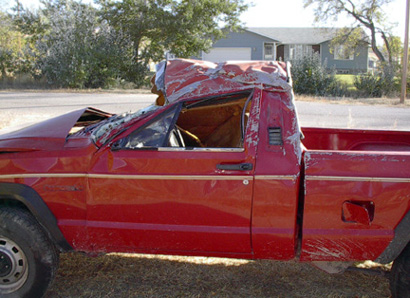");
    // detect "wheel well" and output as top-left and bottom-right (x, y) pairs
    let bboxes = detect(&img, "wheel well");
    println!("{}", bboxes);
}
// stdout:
(0, 196), (68, 253)
(376, 209), (410, 264)
(0, 183), (73, 252)
(0, 197), (29, 210)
